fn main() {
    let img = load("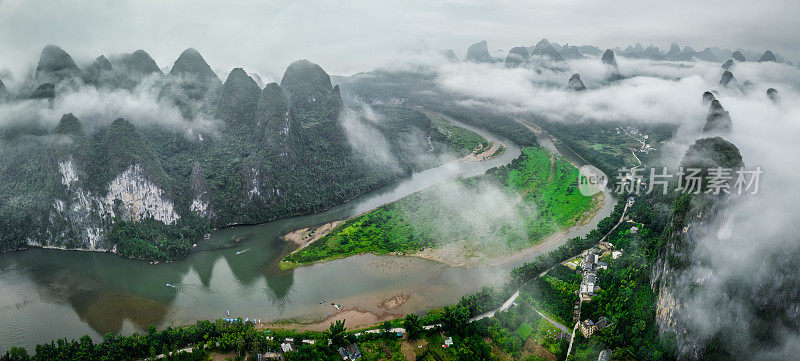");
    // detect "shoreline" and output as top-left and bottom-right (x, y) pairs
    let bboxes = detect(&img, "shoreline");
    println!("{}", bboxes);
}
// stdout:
(459, 140), (506, 162)
(279, 179), (607, 270)
(282, 221), (342, 254)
